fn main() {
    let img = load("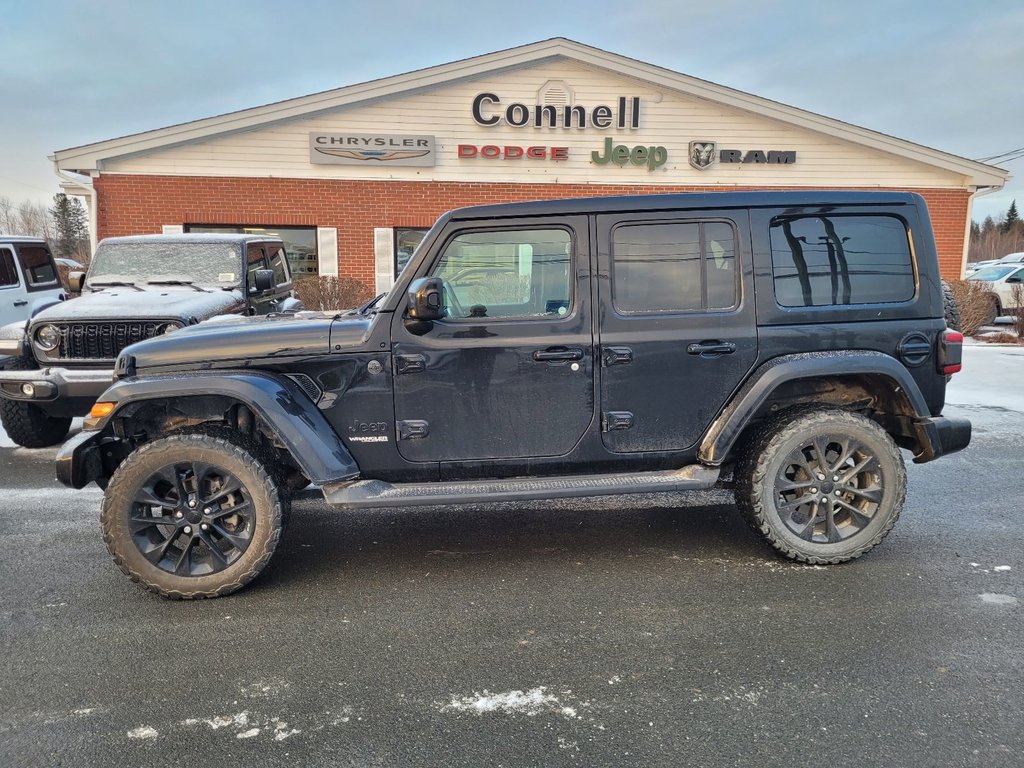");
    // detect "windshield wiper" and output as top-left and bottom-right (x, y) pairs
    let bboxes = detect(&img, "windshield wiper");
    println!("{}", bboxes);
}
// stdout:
(89, 280), (144, 292)
(147, 278), (210, 293)
(356, 293), (387, 315)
